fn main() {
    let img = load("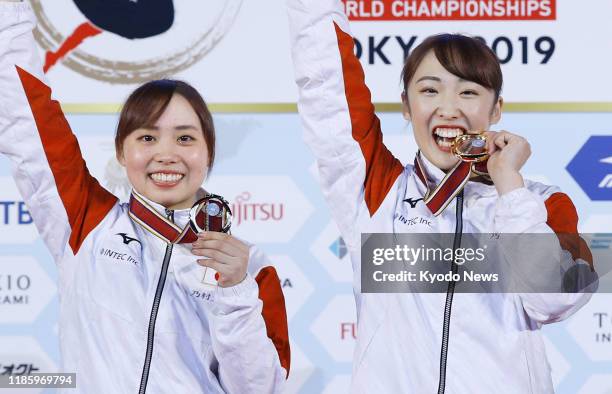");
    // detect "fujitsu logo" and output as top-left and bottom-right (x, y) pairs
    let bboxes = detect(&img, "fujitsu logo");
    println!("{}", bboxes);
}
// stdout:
(232, 192), (285, 226)
(340, 322), (357, 340)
